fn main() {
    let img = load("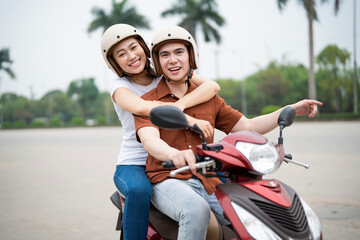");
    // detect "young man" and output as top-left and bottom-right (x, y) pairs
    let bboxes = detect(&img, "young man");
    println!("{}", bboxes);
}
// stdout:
(101, 23), (220, 240)
(134, 25), (322, 240)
